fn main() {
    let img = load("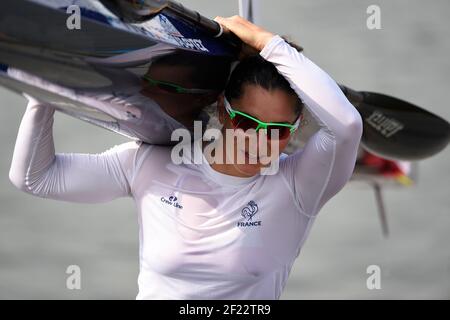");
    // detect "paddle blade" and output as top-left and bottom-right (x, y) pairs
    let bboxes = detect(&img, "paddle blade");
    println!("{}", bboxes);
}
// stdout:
(358, 92), (450, 161)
